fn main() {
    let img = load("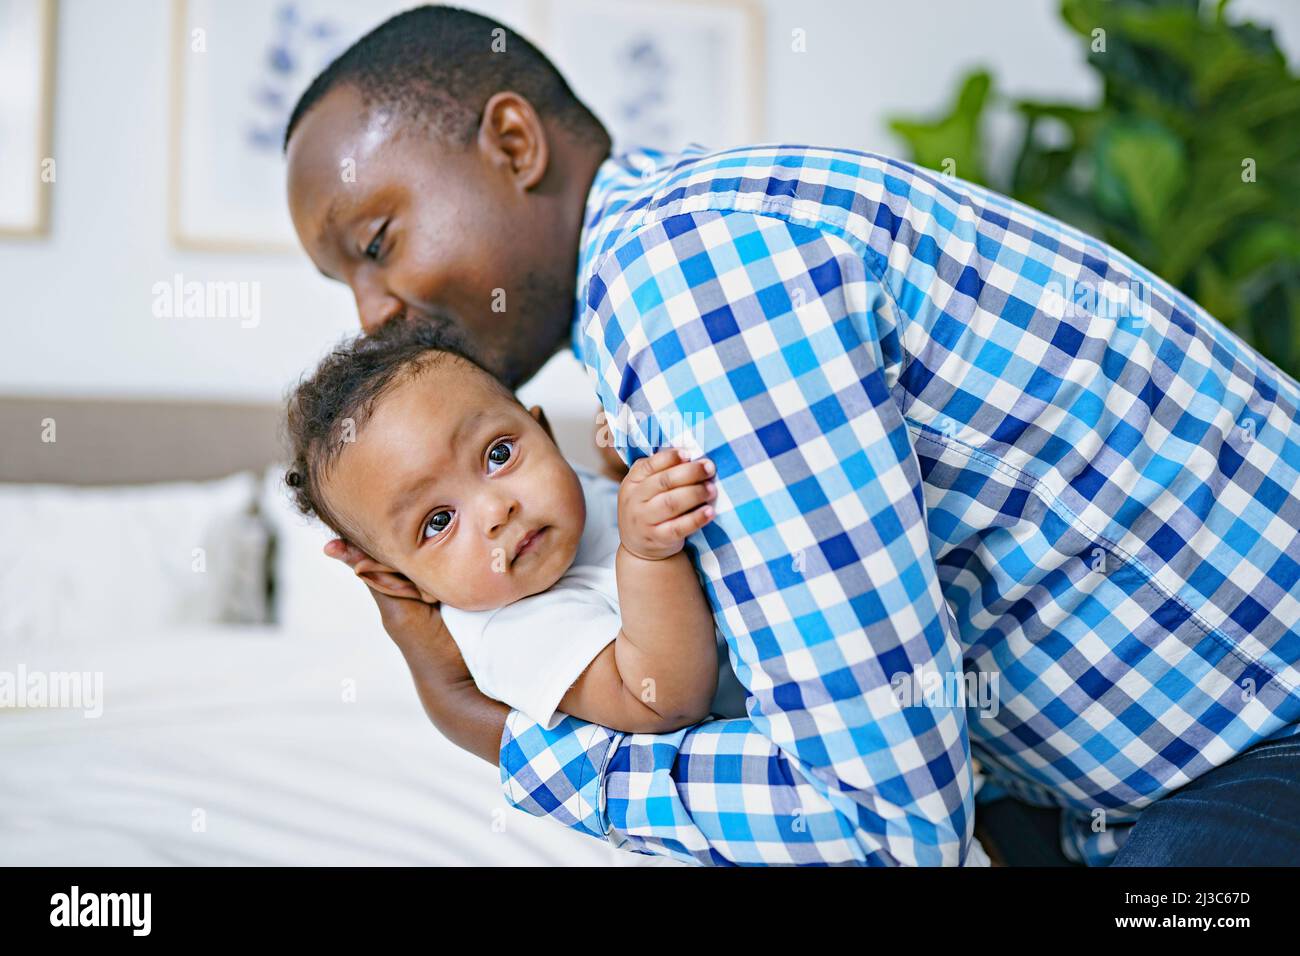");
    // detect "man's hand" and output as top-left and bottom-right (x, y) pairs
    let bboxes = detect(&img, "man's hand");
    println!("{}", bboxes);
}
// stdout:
(323, 538), (509, 765)
(617, 447), (717, 561)
(323, 538), (445, 656)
